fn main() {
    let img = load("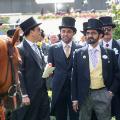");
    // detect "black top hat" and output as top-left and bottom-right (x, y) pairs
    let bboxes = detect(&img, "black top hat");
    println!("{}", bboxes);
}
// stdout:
(7, 29), (16, 38)
(86, 18), (103, 33)
(99, 16), (116, 28)
(20, 17), (41, 35)
(81, 22), (88, 34)
(59, 17), (77, 33)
